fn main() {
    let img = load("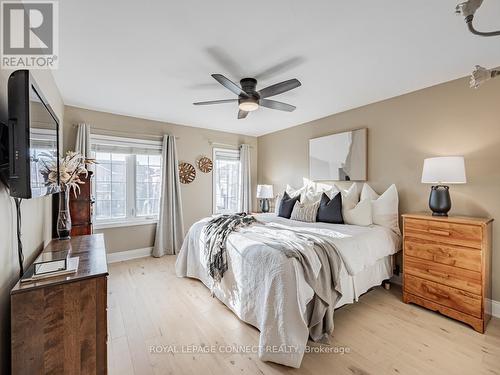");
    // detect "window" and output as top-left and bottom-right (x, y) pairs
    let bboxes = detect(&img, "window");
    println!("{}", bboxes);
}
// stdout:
(91, 135), (162, 227)
(213, 148), (241, 214)
(94, 152), (127, 220)
(135, 154), (161, 217)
